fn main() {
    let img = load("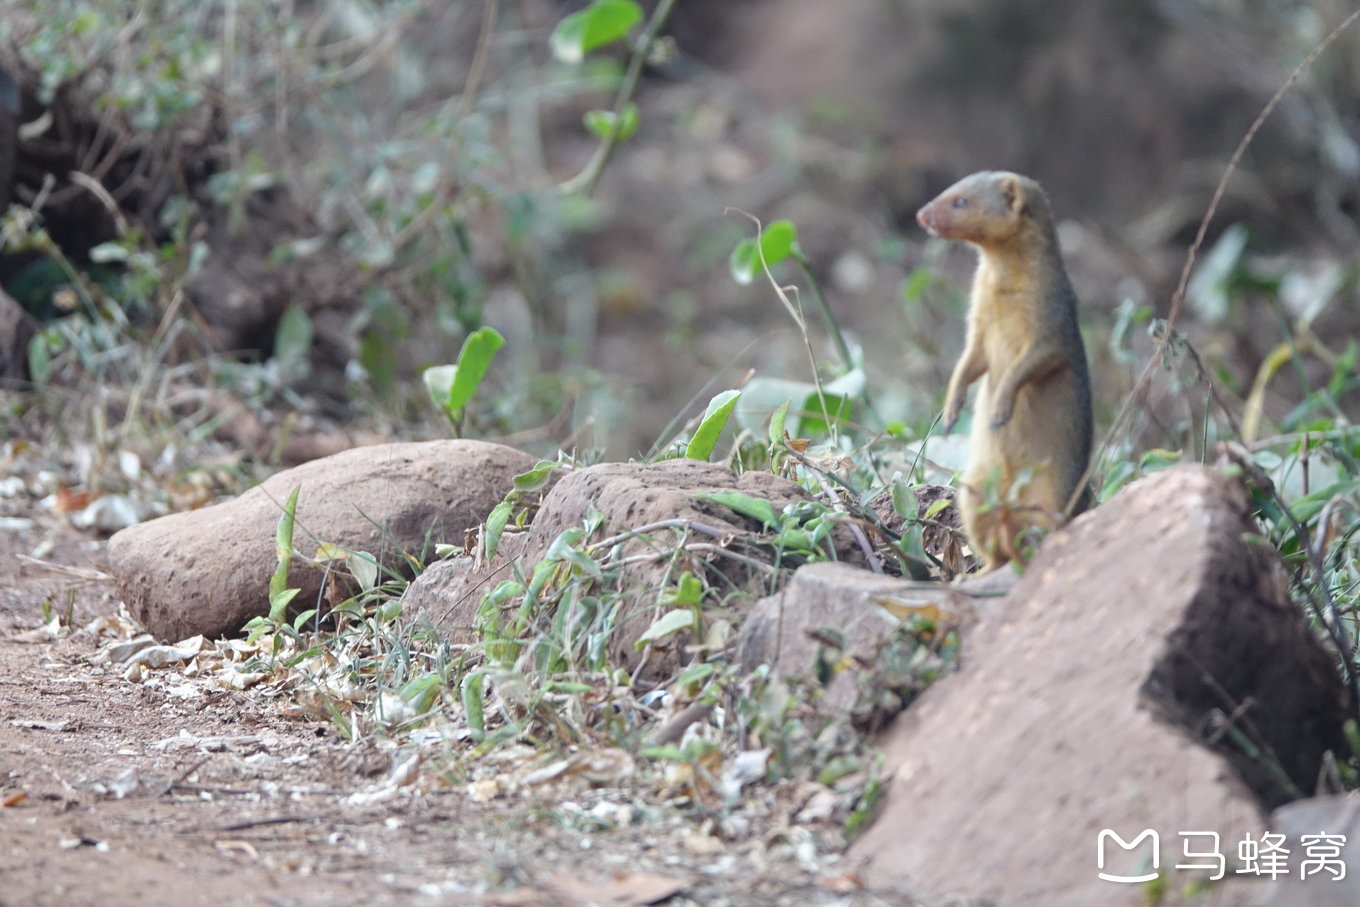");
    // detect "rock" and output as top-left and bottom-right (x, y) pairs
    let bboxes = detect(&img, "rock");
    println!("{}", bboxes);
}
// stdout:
(110, 440), (537, 641)
(1233, 794), (1360, 905)
(401, 531), (535, 634)
(404, 458), (863, 679)
(0, 288), (37, 384)
(849, 465), (1351, 905)
(737, 561), (1016, 716)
